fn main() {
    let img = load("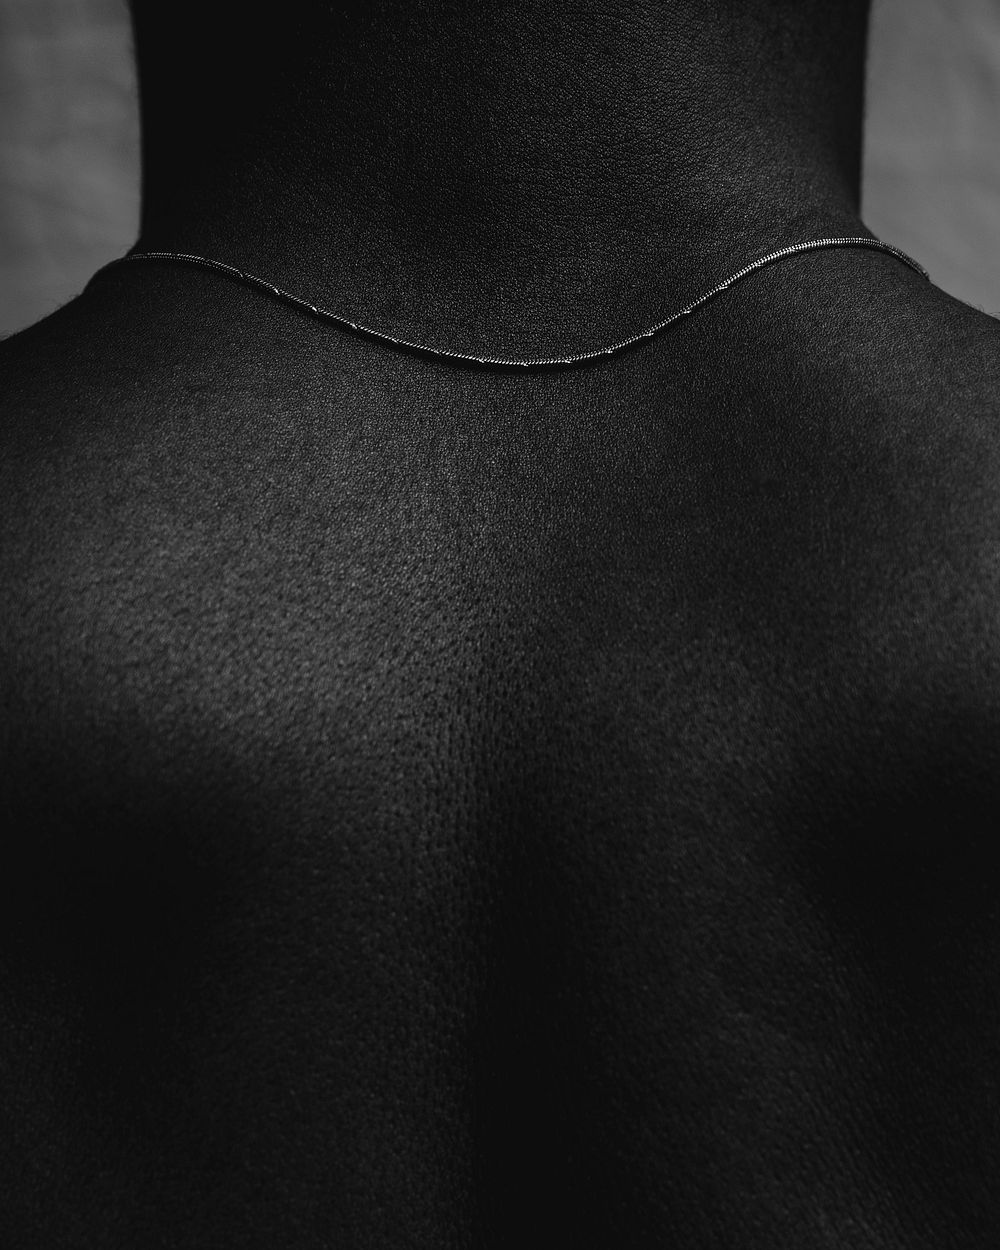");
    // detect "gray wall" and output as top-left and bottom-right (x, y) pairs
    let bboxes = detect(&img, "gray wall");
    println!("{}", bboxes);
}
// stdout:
(865, 0), (1000, 317)
(0, 0), (137, 337)
(1, 0), (998, 338)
